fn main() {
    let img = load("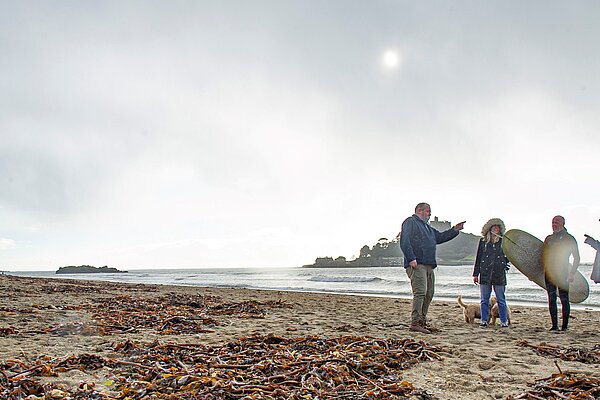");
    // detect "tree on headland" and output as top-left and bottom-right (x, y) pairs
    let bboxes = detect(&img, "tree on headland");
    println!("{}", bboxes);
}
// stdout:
(359, 245), (370, 258)
(361, 238), (402, 259)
